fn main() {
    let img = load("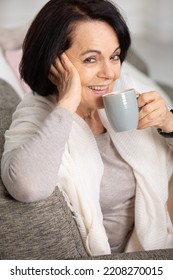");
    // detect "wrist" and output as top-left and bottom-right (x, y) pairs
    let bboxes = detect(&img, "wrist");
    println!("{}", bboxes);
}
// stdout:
(157, 109), (173, 137)
(56, 99), (78, 113)
(160, 109), (173, 132)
